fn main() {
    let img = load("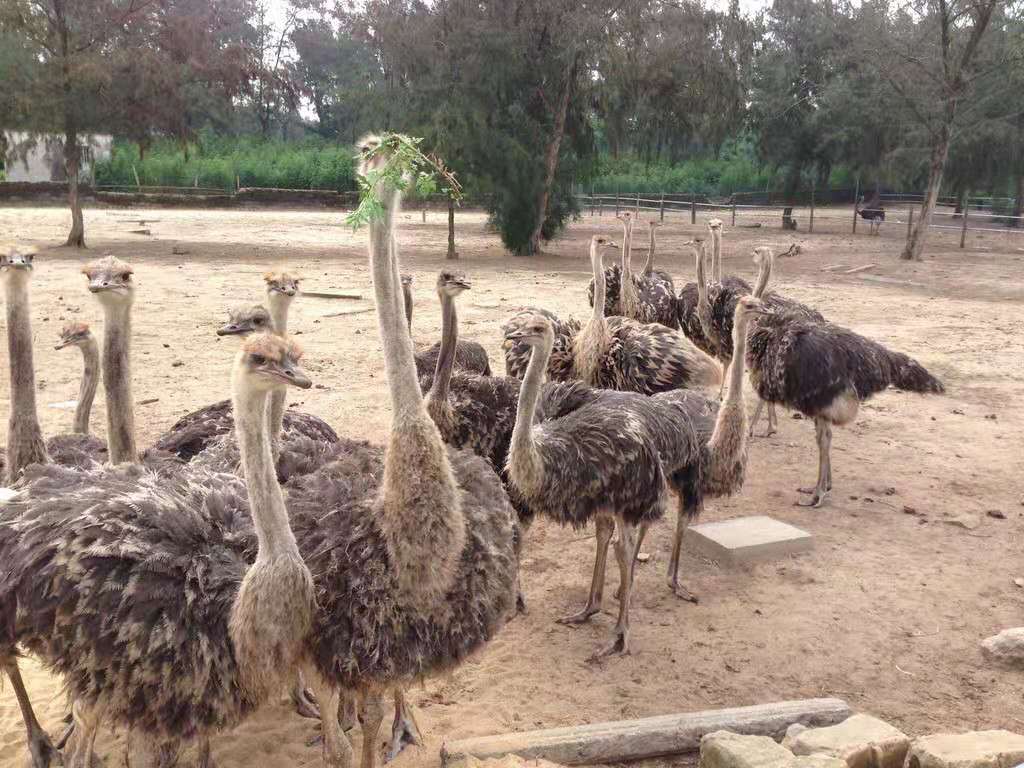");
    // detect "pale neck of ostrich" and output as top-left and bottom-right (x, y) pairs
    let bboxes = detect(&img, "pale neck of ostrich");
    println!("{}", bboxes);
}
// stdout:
(642, 225), (657, 275)
(73, 336), (100, 434)
(427, 289), (459, 406)
(706, 306), (751, 480)
(402, 280), (414, 334)
(619, 219), (638, 313)
(575, 241), (608, 385)
(711, 228), (722, 282)
(266, 291), (293, 443)
(695, 242), (710, 309)
(589, 242), (608, 329)
(3, 270), (49, 481)
(726, 311), (751, 400)
(233, 374), (300, 559)
(509, 330), (553, 492)
(99, 297), (138, 464)
(367, 177), (464, 607)
(753, 254), (774, 298)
